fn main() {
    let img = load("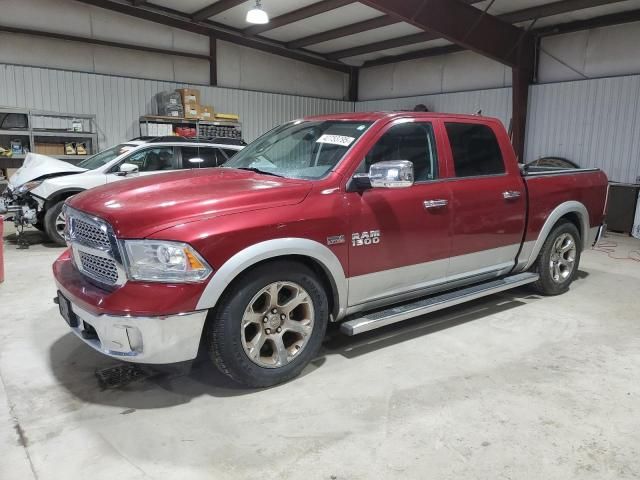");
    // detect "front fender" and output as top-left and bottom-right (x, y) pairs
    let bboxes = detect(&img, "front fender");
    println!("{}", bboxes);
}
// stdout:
(195, 238), (348, 320)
